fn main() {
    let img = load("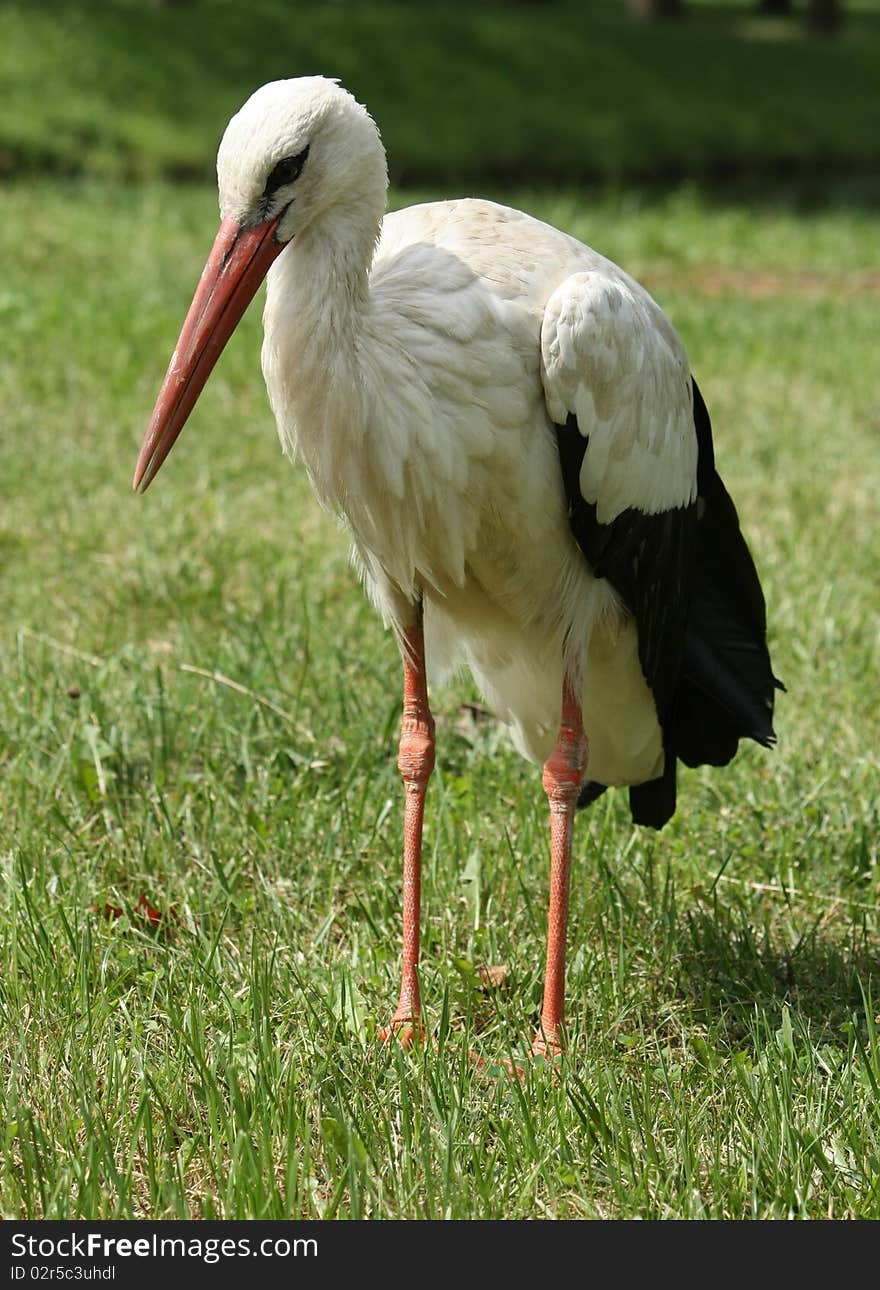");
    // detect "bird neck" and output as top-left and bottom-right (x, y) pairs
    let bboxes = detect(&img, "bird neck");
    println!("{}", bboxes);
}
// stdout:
(265, 198), (379, 400)
(262, 195), (391, 510)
